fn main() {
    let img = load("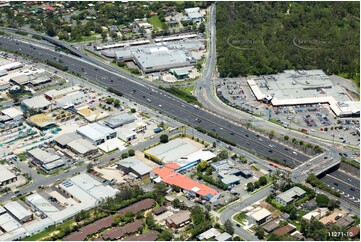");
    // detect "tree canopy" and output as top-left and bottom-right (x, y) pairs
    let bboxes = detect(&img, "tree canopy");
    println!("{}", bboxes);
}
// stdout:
(216, 1), (359, 85)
